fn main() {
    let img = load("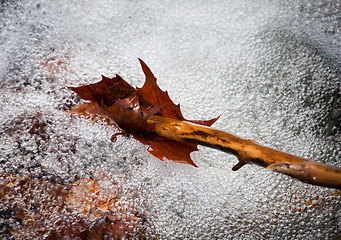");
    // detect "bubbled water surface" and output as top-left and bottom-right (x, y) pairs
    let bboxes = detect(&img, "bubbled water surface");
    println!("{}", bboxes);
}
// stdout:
(0, 0), (340, 239)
